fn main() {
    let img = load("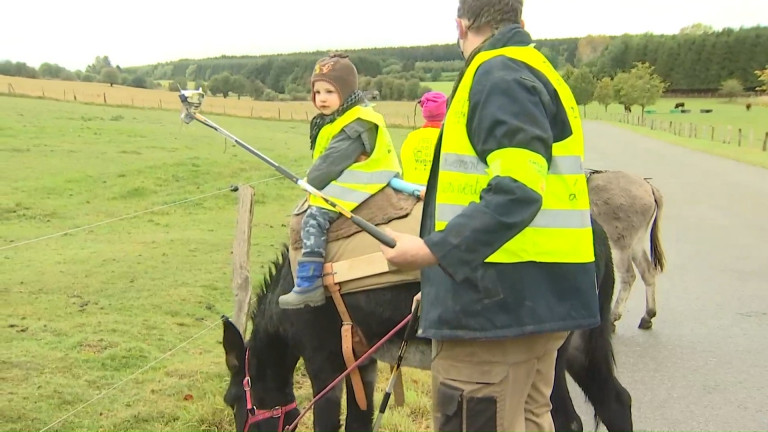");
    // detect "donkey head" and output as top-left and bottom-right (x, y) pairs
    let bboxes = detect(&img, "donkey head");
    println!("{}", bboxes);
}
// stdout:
(222, 318), (299, 432)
